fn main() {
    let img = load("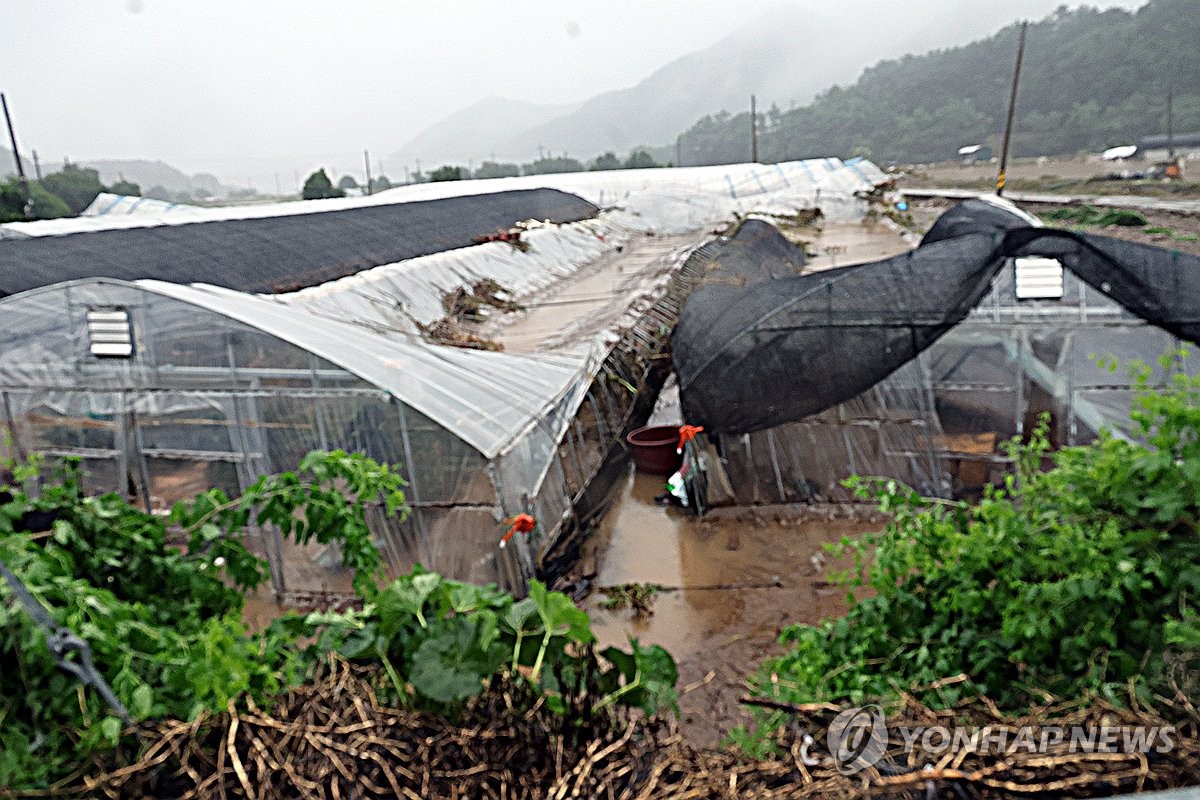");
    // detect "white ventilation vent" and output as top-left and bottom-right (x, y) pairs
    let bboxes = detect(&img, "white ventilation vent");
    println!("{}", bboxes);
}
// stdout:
(1014, 257), (1064, 300)
(86, 308), (134, 358)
